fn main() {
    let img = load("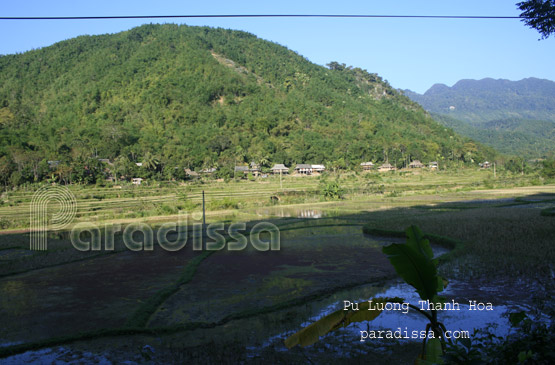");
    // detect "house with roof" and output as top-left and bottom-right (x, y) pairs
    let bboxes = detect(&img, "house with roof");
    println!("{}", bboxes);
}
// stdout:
(47, 160), (60, 170)
(270, 164), (289, 175)
(360, 162), (374, 171)
(409, 160), (424, 169)
(311, 164), (326, 174)
(234, 163), (262, 177)
(184, 168), (199, 178)
(480, 161), (491, 169)
(250, 162), (261, 176)
(294, 164), (313, 175)
(97, 158), (113, 166)
(378, 163), (396, 172)
(201, 167), (217, 174)
(428, 161), (438, 170)
(132, 178), (143, 185)
(234, 165), (250, 175)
